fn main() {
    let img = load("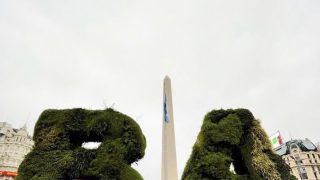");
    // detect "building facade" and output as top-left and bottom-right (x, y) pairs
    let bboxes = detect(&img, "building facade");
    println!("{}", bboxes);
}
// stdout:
(0, 122), (33, 180)
(276, 139), (320, 180)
